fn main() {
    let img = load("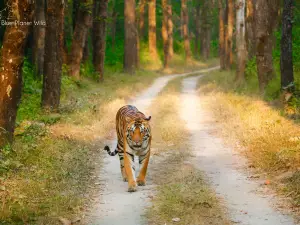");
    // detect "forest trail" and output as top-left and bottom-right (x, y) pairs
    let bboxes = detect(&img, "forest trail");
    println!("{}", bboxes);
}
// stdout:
(180, 75), (296, 225)
(84, 67), (220, 225)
